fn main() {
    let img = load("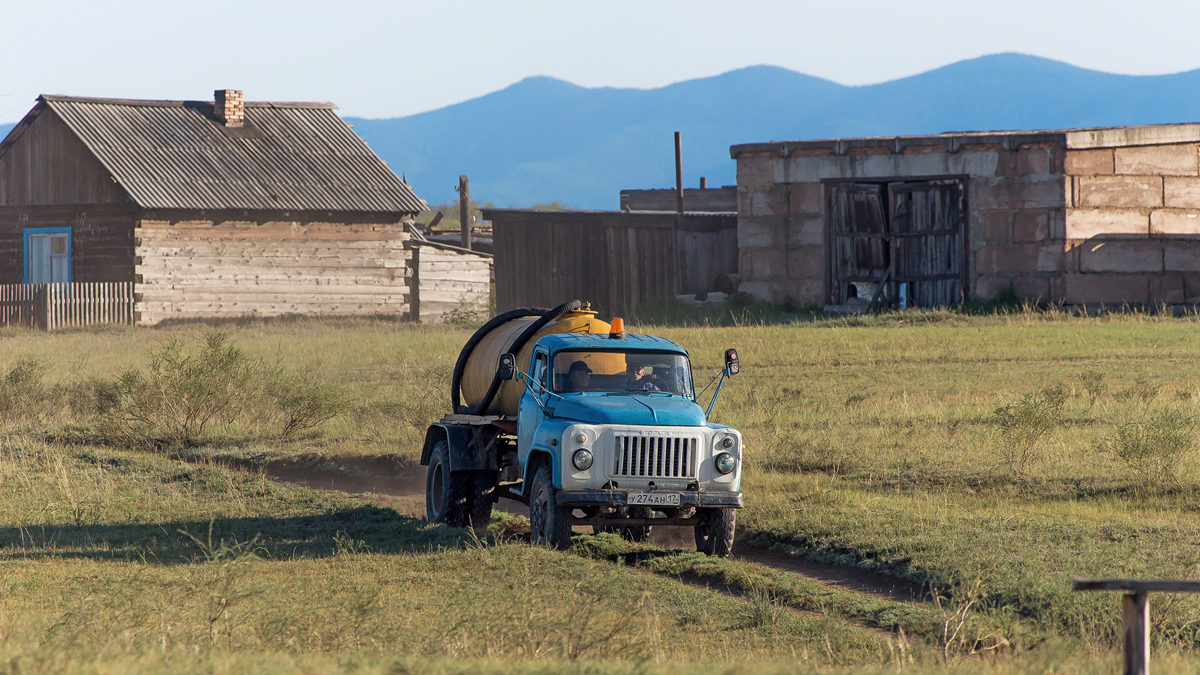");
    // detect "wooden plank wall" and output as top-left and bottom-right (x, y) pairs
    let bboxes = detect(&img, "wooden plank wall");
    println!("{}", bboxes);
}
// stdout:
(407, 242), (492, 323)
(0, 205), (137, 284)
(490, 211), (737, 316)
(135, 218), (410, 325)
(0, 107), (130, 206)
